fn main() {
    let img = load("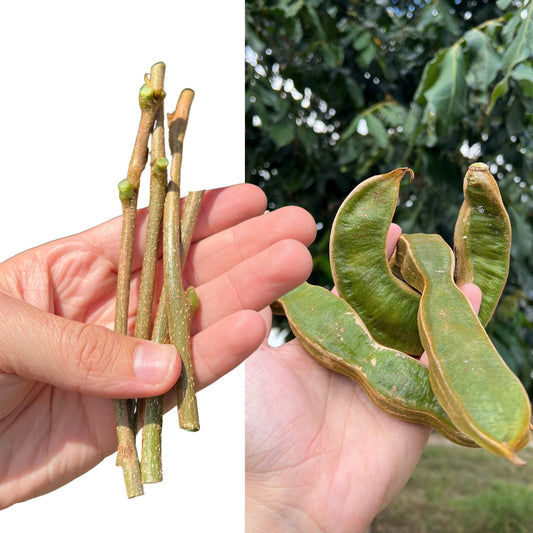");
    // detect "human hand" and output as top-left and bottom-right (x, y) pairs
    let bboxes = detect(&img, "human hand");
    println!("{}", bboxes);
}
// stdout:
(0, 183), (316, 509)
(245, 223), (482, 533)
